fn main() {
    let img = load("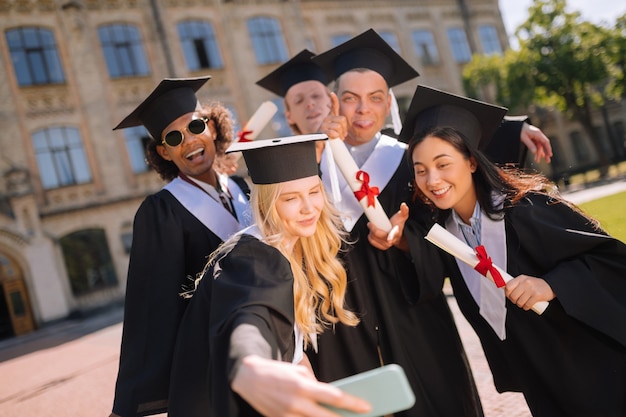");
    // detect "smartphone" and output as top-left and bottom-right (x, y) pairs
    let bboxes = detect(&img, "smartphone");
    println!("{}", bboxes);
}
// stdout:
(323, 364), (416, 417)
